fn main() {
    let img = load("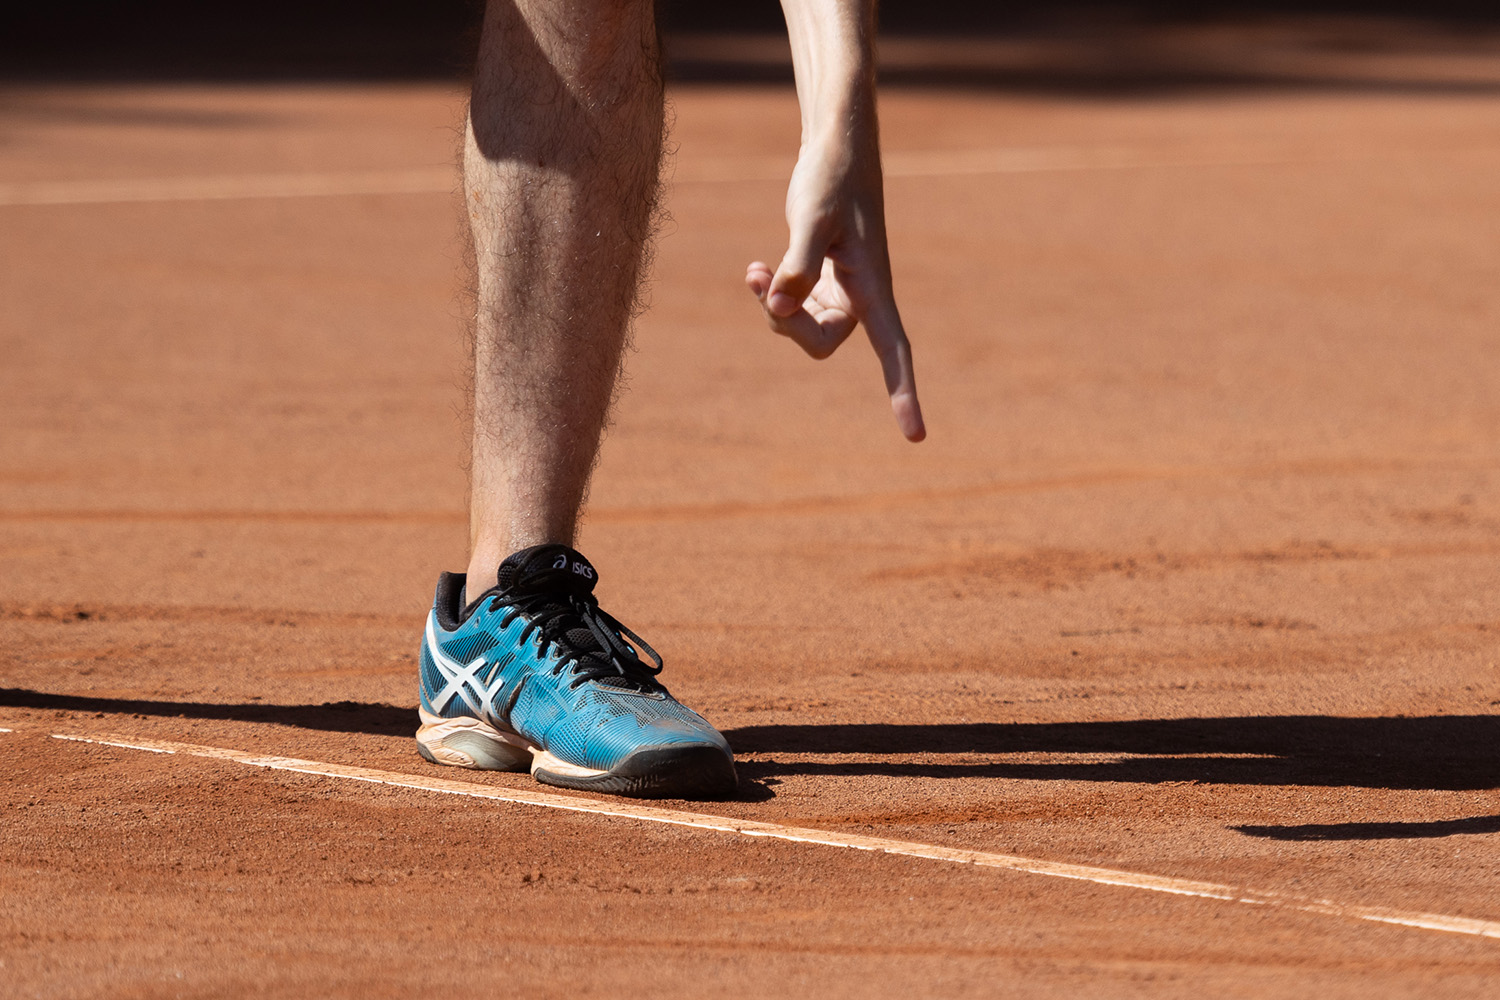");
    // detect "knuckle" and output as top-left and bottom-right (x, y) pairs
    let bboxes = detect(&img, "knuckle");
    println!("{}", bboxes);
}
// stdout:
(802, 336), (835, 359)
(775, 270), (816, 292)
(766, 316), (799, 338)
